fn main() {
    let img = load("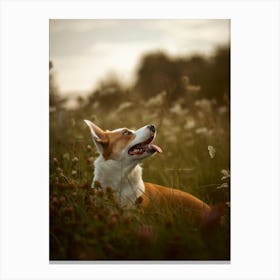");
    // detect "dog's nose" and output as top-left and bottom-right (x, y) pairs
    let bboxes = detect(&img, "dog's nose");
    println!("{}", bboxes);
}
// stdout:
(148, 124), (156, 133)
